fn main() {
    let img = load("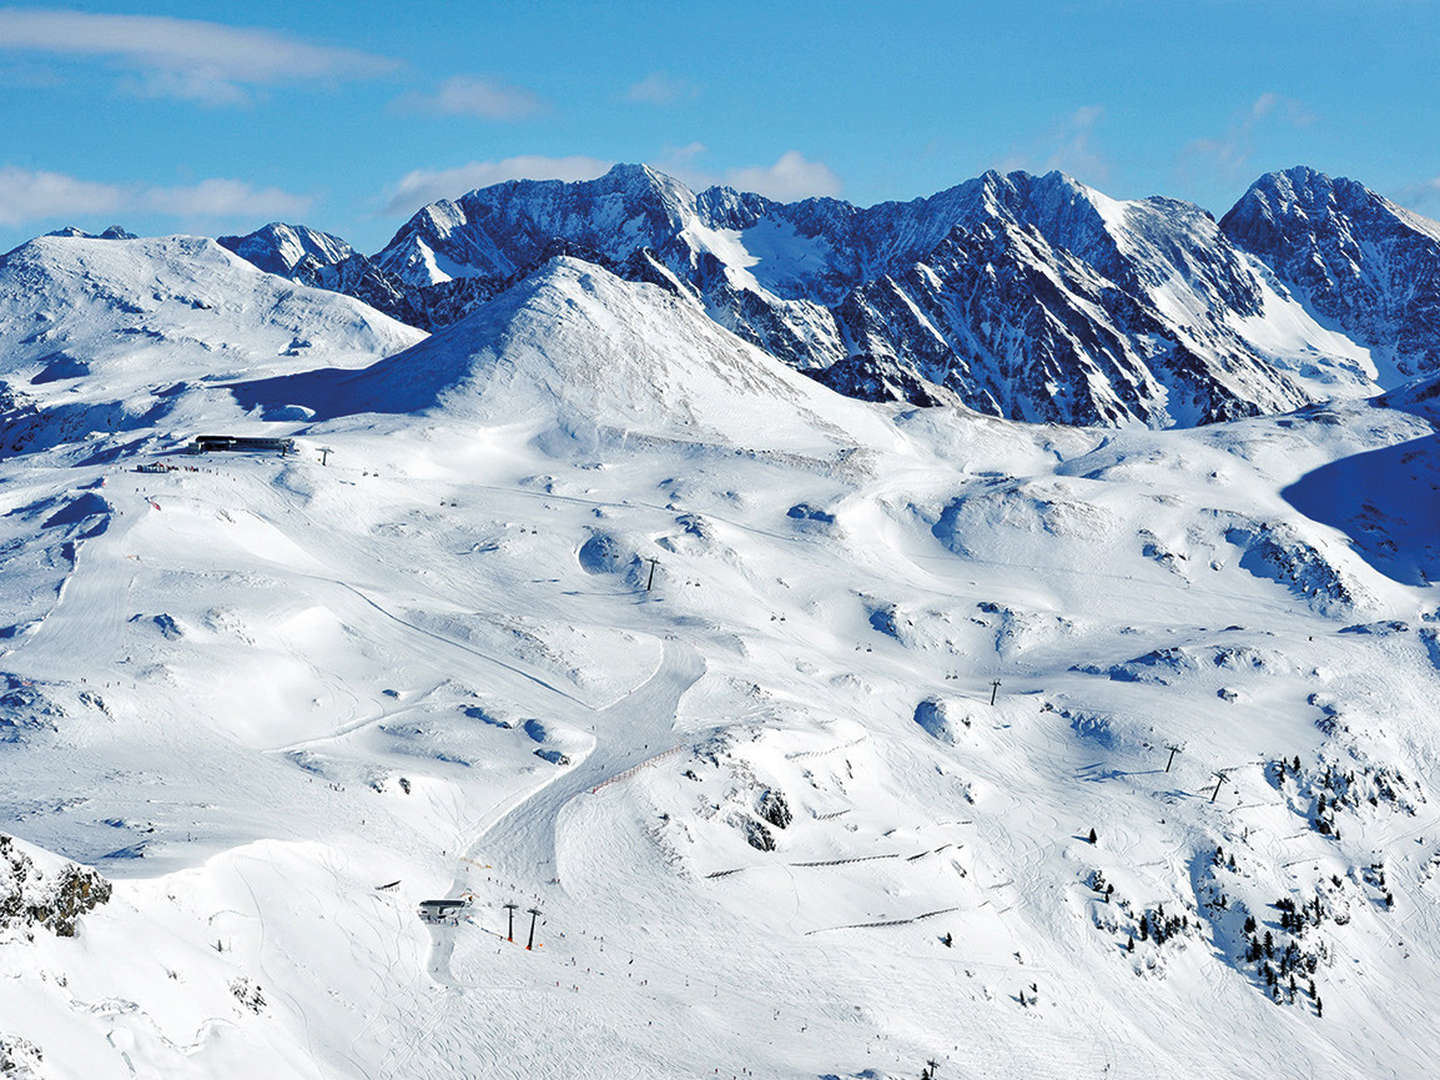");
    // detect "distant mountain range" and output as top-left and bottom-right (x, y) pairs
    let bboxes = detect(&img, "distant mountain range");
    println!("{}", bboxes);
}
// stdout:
(205, 163), (1438, 428)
